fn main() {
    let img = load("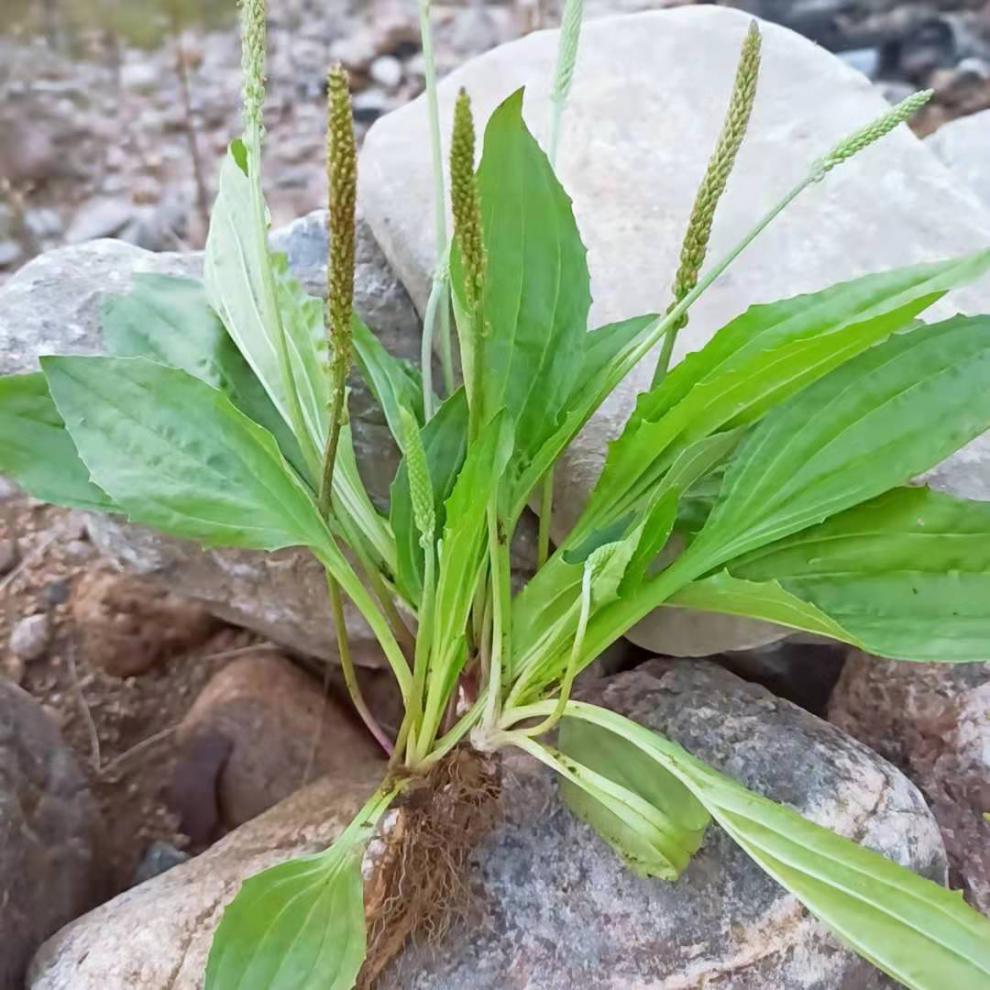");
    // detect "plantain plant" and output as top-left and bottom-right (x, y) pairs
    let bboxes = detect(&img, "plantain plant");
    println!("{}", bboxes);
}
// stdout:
(3, 1), (990, 987)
